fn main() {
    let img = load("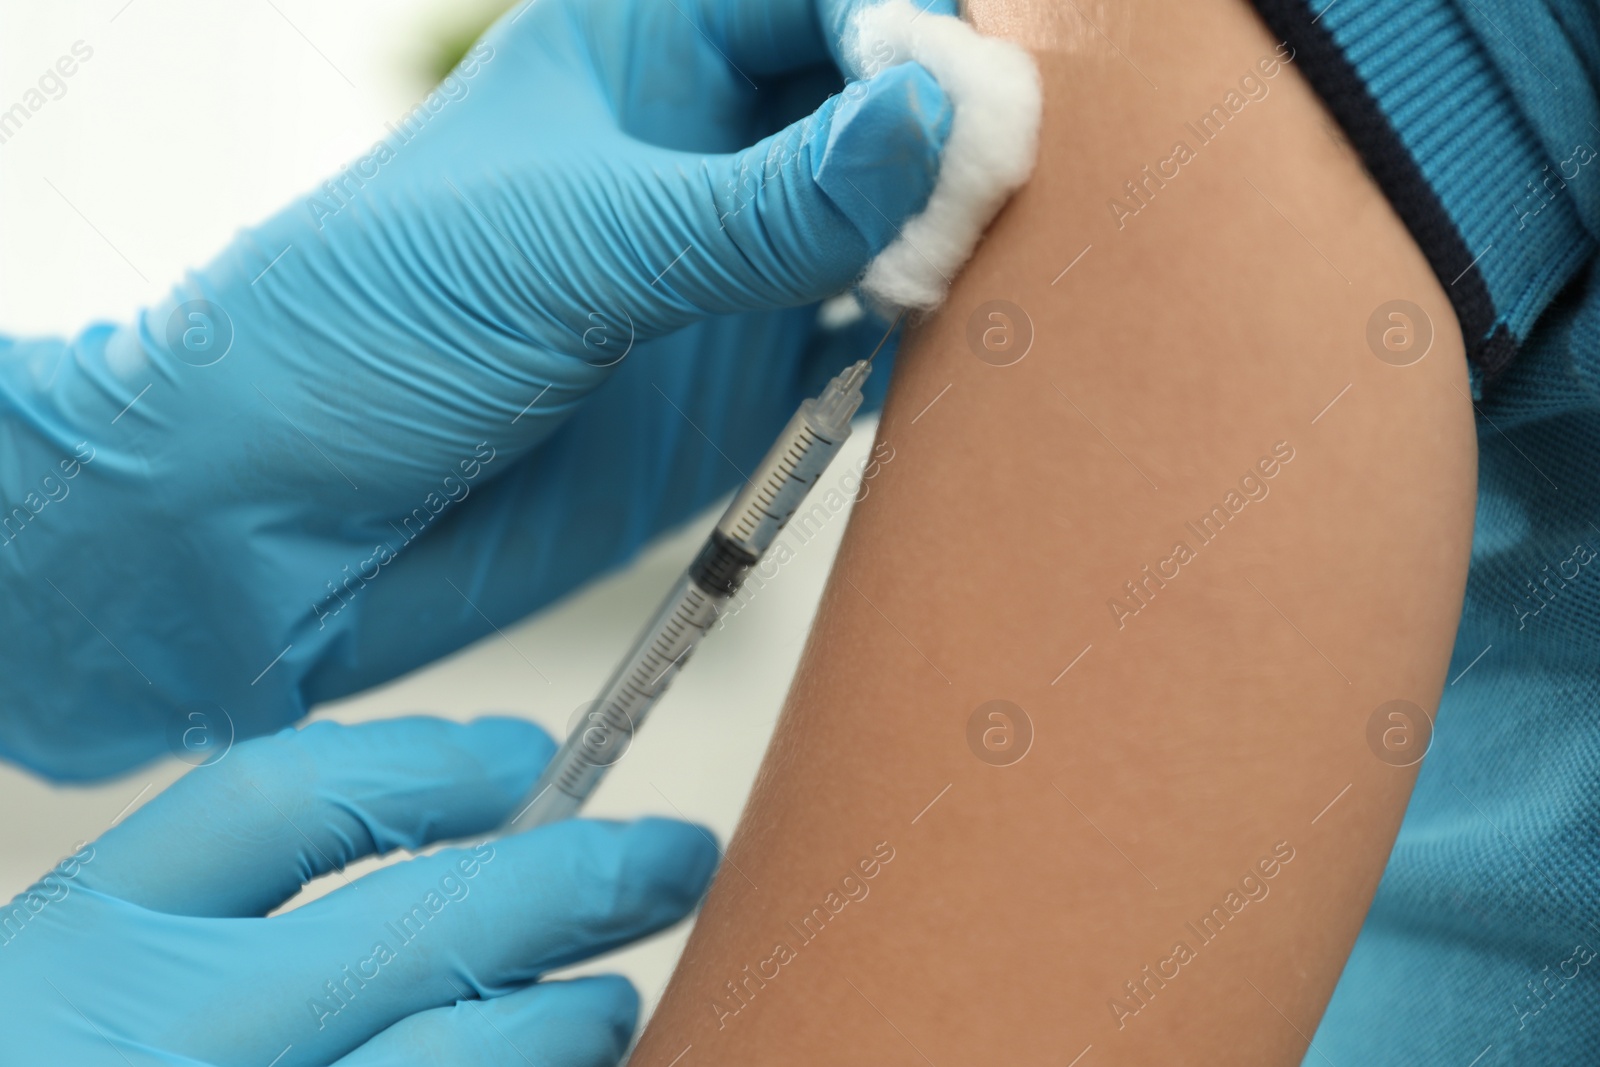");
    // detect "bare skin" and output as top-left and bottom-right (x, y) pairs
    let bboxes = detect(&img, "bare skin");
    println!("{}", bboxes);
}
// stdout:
(634, 0), (1478, 1062)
